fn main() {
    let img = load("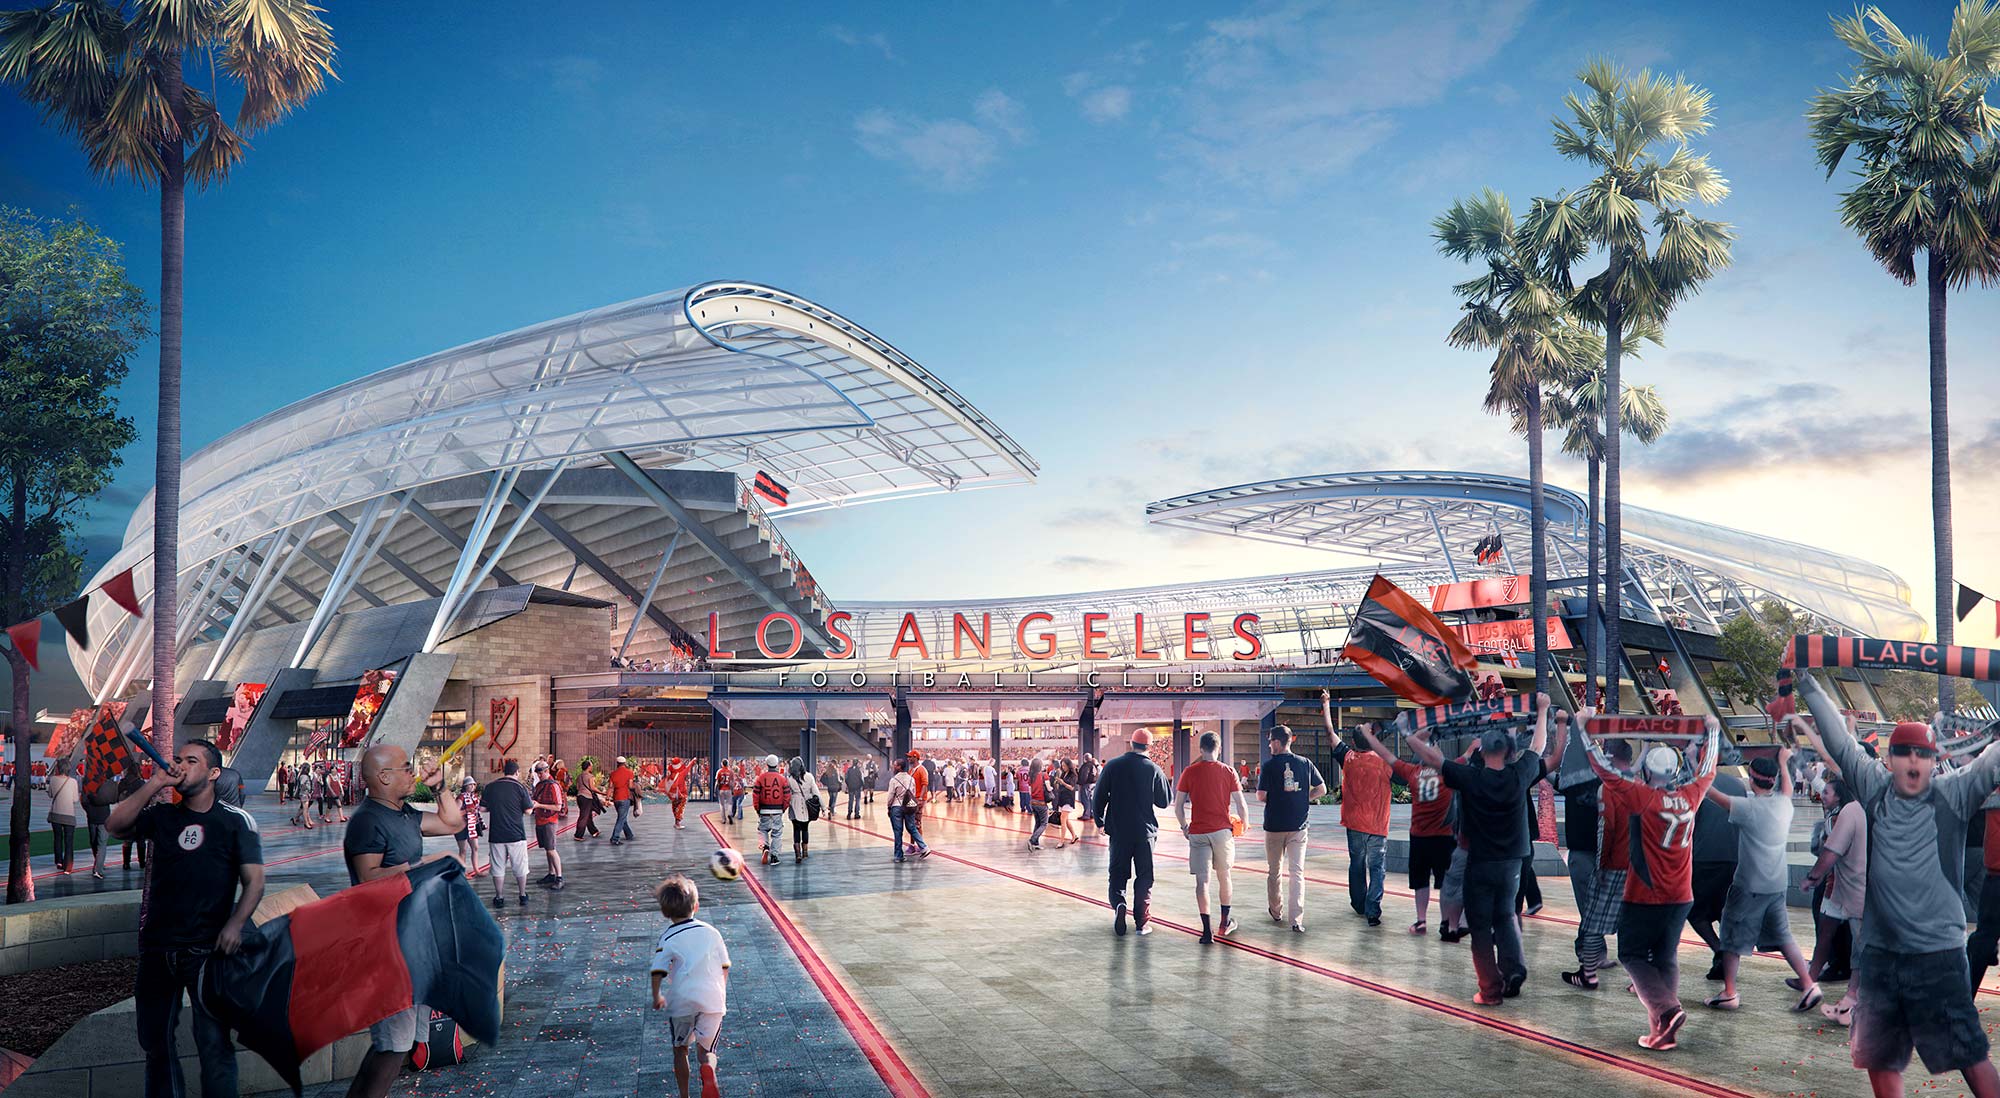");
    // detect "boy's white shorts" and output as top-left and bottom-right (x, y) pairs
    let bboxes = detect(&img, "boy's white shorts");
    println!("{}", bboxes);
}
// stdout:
(670, 1011), (724, 1050)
